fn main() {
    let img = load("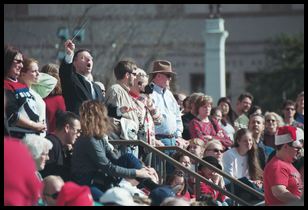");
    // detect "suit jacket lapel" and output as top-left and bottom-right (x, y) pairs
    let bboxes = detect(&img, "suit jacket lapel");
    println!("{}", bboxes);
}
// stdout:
(74, 73), (93, 99)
